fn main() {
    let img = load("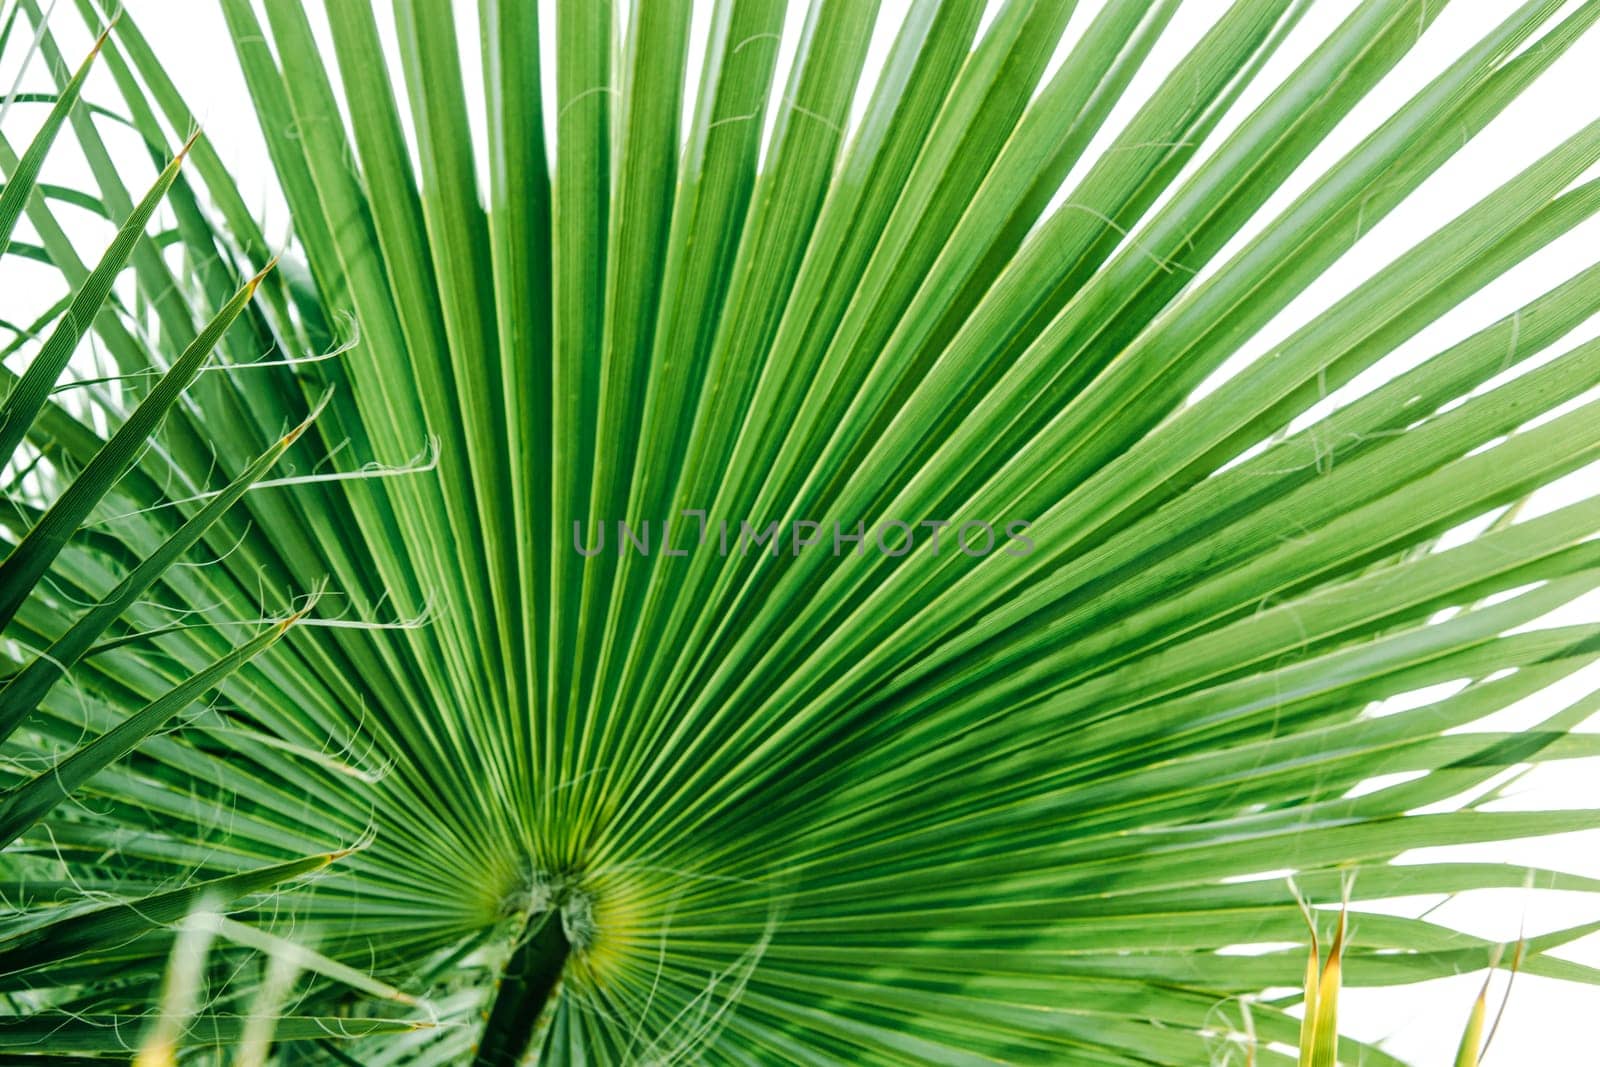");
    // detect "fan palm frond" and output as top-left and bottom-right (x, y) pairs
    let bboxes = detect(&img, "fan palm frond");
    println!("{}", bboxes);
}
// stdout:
(3, 1), (1600, 1062)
